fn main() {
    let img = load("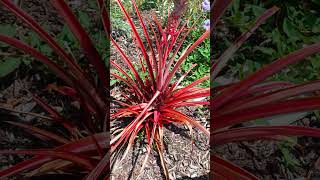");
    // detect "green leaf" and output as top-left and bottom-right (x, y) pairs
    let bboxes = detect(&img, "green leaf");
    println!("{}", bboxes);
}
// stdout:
(78, 12), (90, 28)
(314, 110), (320, 120)
(30, 31), (41, 47)
(283, 18), (302, 42)
(310, 55), (320, 68)
(0, 57), (21, 77)
(0, 24), (16, 47)
(58, 25), (76, 43)
(253, 119), (269, 125)
(312, 19), (320, 33)
(22, 56), (33, 65)
(40, 45), (53, 55)
(0, 24), (16, 36)
(312, 0), (320, 6)
(279, 145), (300, 168)
(88, 0), (97, 9)
(229, 0), (240, 15)
(254, 46), (275, 55)
(110, 79), (118, 86)
(250, 5), (266, 17)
